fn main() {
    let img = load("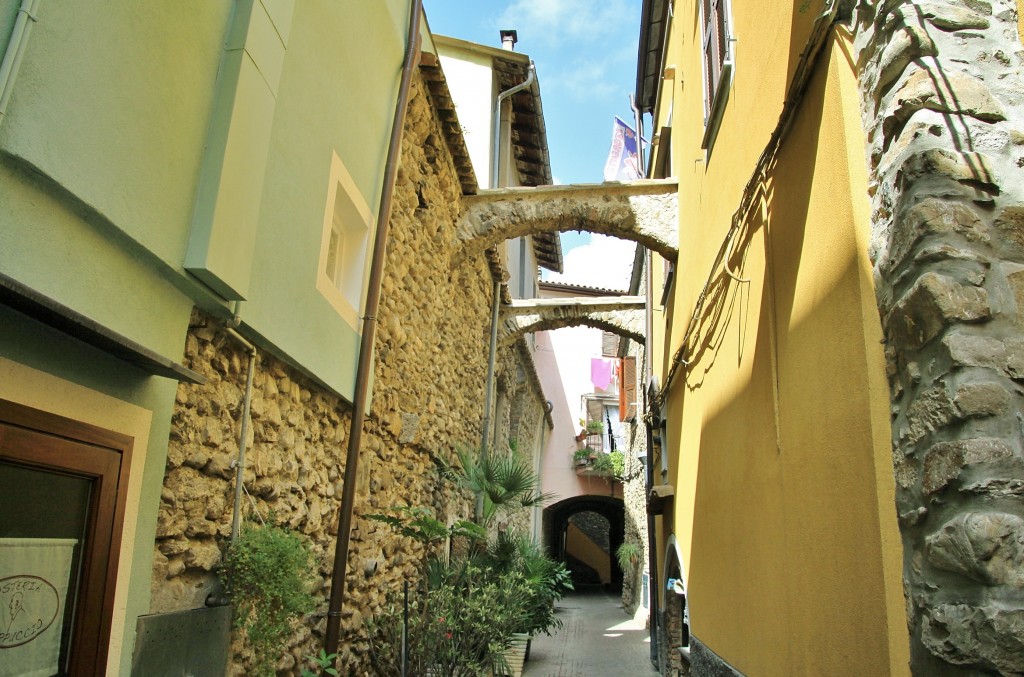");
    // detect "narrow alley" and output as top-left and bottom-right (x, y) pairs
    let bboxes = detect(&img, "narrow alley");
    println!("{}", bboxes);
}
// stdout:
(524, 590), (657, 677)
